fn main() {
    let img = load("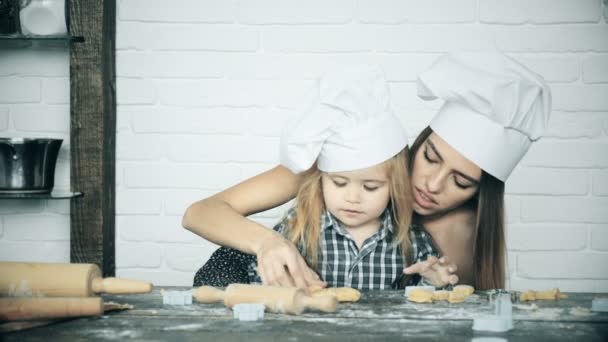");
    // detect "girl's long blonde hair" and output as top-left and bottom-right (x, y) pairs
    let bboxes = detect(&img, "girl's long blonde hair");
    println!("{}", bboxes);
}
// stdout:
(282, 147), (414, 268)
